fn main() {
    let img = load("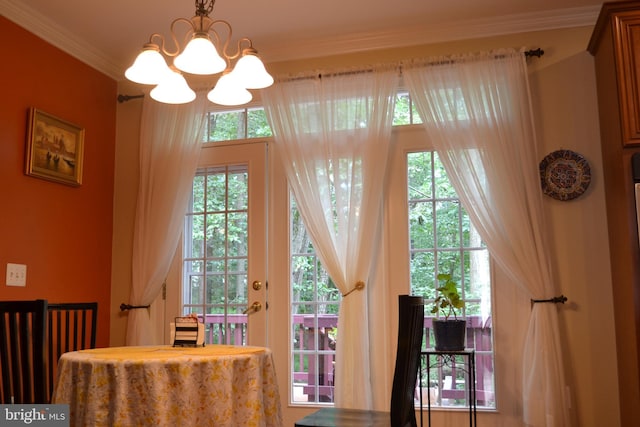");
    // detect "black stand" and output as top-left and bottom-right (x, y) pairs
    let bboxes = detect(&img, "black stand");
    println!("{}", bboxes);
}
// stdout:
(419, 350), (477, 427)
